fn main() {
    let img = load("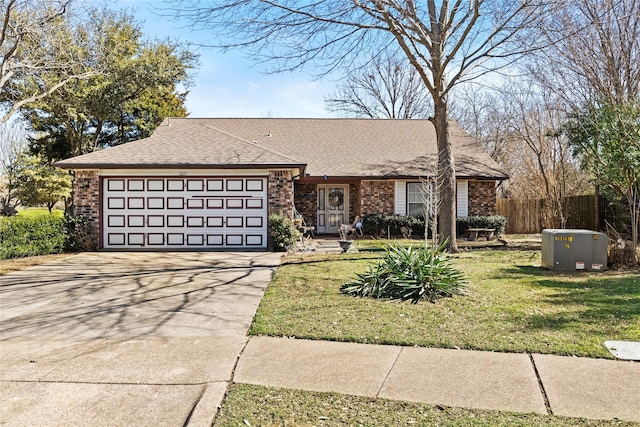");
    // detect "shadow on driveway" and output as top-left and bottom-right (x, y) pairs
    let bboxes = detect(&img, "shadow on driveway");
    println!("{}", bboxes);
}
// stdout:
(0, 251), (282, 340)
